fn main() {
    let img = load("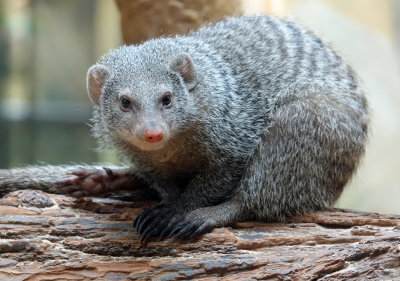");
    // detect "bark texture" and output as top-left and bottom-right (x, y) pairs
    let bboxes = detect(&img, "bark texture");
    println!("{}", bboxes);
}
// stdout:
(114, 0), (242, 44)
(0, 189), (399, 280)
